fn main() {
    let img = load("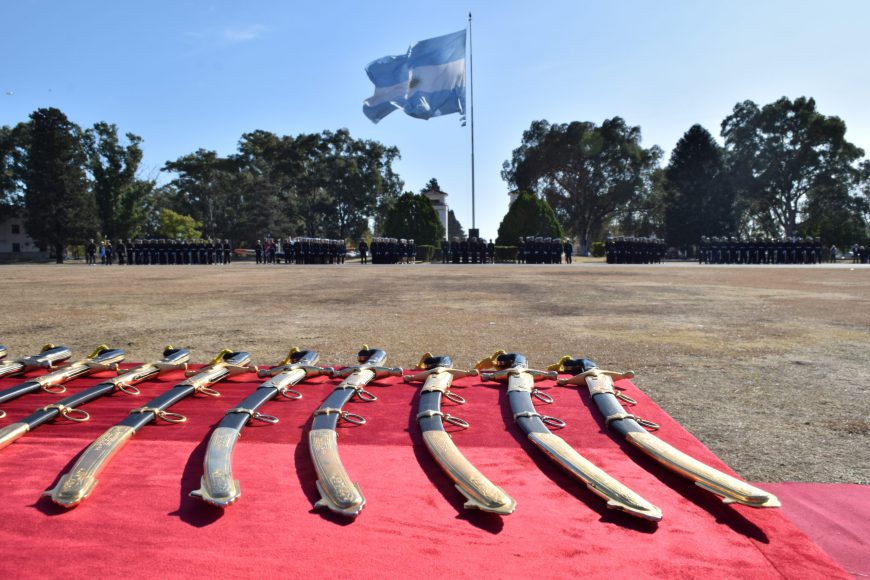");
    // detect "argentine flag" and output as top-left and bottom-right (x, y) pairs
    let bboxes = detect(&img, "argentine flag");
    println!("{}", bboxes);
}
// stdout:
(363, 29), (466, 124)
